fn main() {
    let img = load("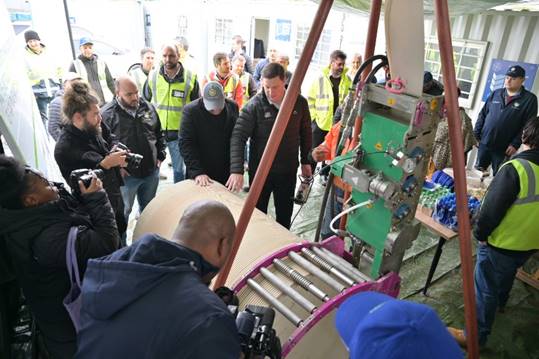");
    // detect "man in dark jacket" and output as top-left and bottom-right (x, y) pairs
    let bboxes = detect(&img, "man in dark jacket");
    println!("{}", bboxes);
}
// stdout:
(68, 37), (115, 106)
(180, 81), (238, 186)
(227, 63), (312, 229)
(55, 81), (128, 239)
(0, 155), (119, 359)
(101, 75), (166, 222)
(474, 65), (538, 175)
(448, 119), (539, 348)
(76, 200), (240, 359)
